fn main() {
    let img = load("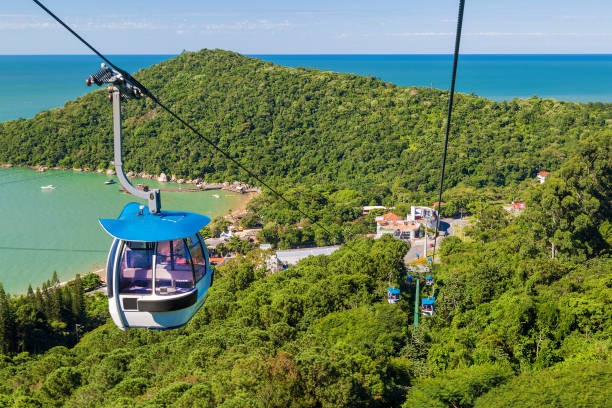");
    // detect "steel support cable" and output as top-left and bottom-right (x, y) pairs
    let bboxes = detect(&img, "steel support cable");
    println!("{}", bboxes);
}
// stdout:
(431, 0), (465, 263)
(31, 0), (370, 261)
